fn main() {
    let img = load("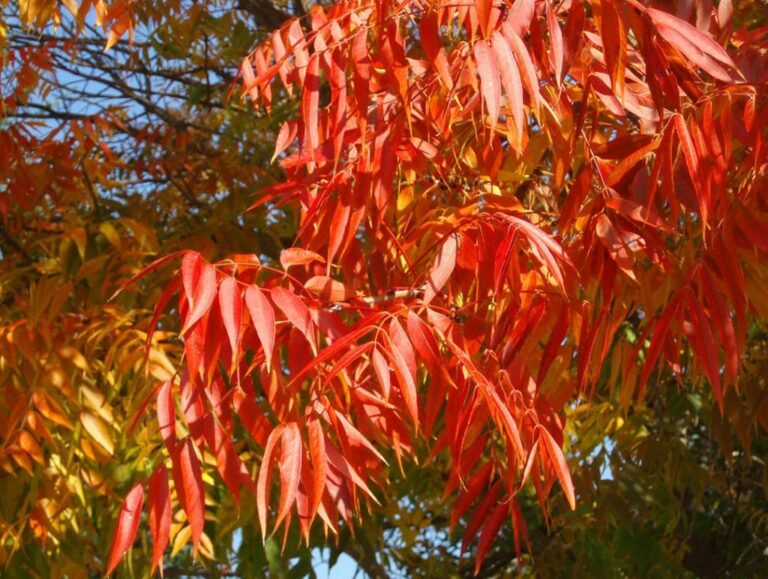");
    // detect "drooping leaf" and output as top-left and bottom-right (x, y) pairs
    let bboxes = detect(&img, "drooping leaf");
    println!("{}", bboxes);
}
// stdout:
(245, 284), (276, 371)
(539, 427), (576, 510)
(275, 422), (303, 528)
(171, 438), (205, 554)
(424, 234), (458, 304)
(474, 40), (501, 130)
(106, 482), (144, 575)
(148, 467), (171, 575)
